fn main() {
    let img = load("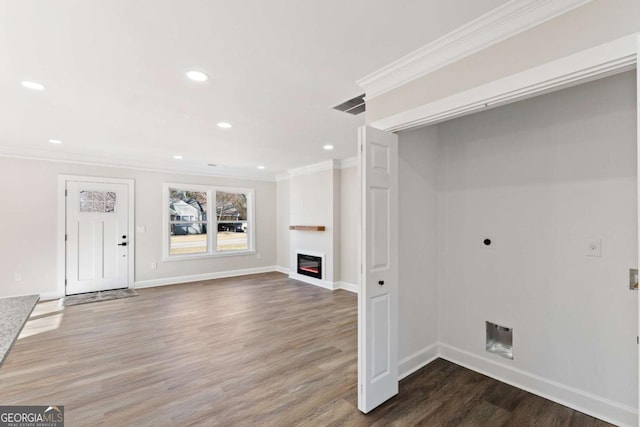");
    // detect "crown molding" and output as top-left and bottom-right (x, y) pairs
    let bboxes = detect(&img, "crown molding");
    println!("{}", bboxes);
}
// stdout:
(357, 0), (593, 100)
(0, 147), (360, 183)
(277, 157), (357, 180)
(371, 33), (638, 132)
(0, 146), (277, 182)
(275, 173), (290, 182)
(285, 159), (339, 178)
(338, 157), (358, 169)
